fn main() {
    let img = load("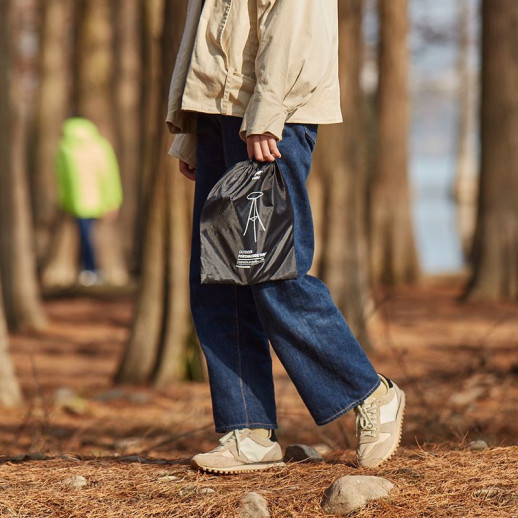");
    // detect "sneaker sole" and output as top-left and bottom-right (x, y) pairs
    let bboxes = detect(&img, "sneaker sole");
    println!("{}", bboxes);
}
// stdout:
(190, 459), (285, 475)
(358, 387), (406, 468)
